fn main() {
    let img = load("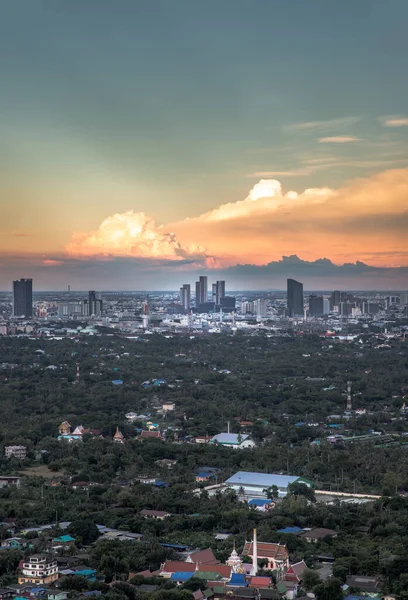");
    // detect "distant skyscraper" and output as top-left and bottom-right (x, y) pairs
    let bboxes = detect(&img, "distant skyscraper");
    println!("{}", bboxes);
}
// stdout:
(330, 290), (341, 310)
(180, 284), (191, 311)
(13, 278), (33, 317)
(84, 290), (102, 316)
(195, 276), (208, 307)
(287, 279), (303, 317)
(309, 295), (324, 317)
(215, 280), (226, 305)
(212, 283), (217, 303)
(254, 299), (268, 318)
